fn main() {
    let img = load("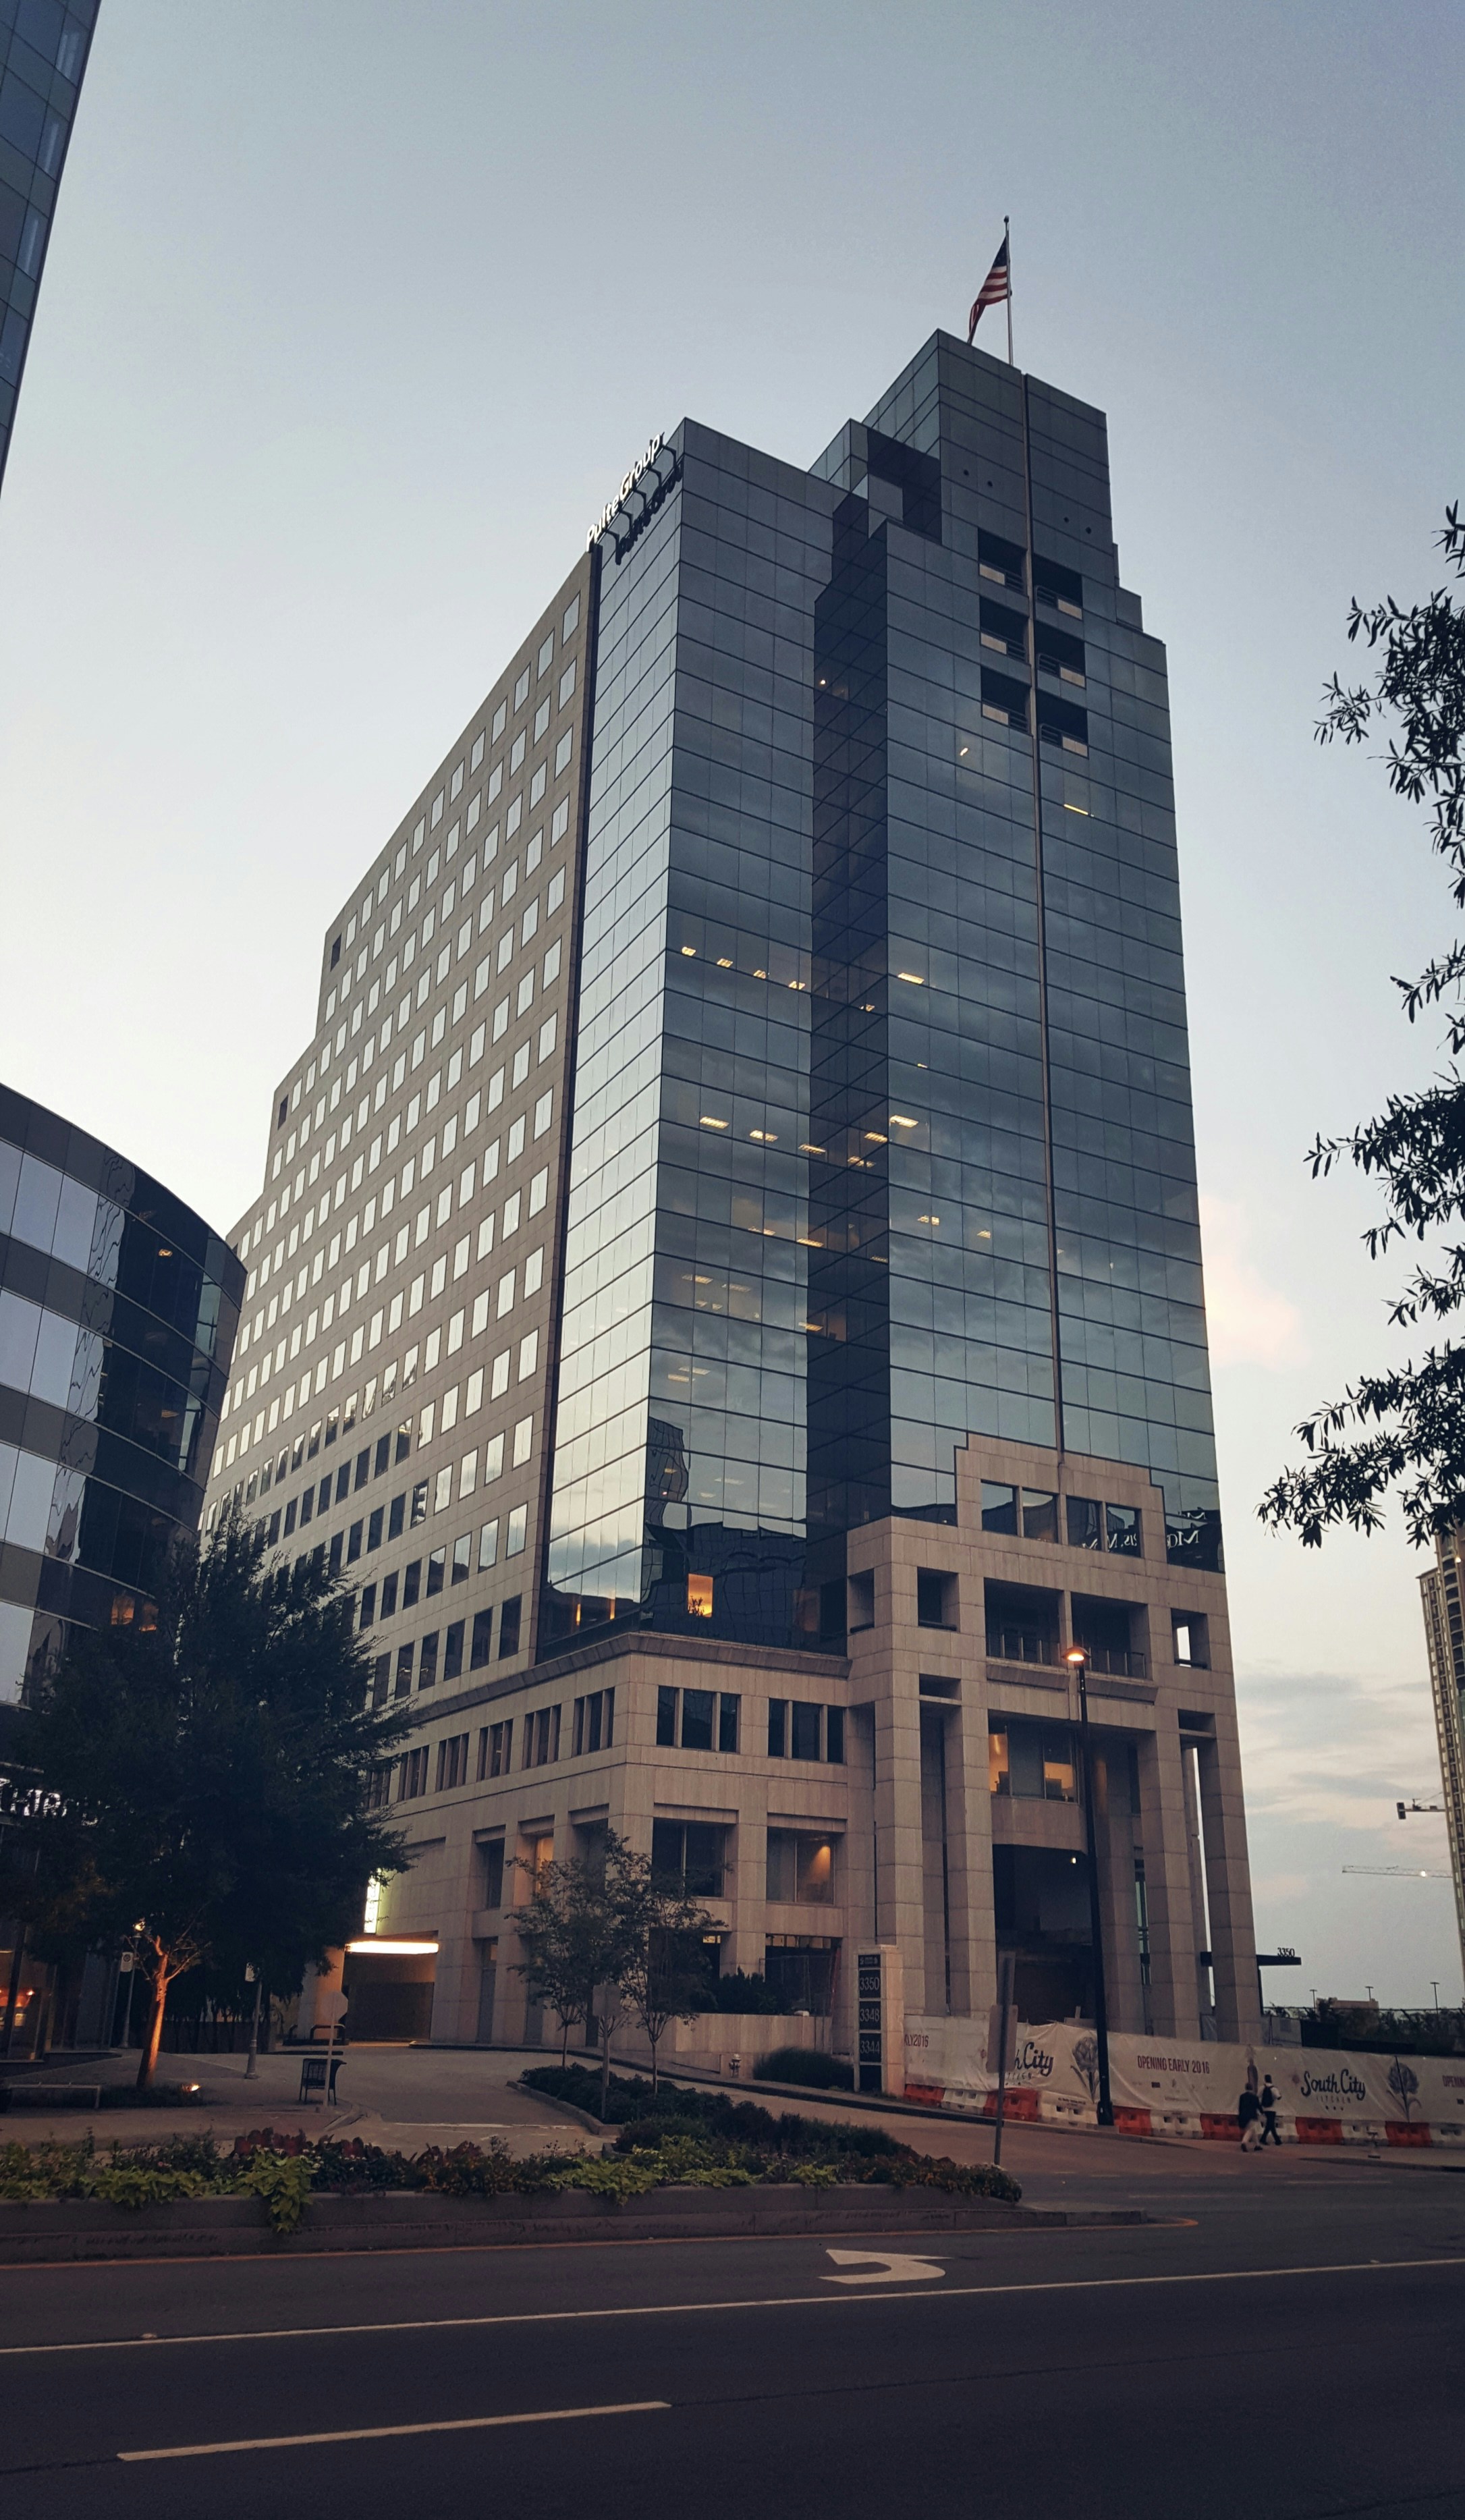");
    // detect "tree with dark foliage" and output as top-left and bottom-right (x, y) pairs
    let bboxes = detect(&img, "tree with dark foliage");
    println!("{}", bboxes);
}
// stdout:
(1261, 508), (1465, 1549)
(0, 1515), (412, 2084)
